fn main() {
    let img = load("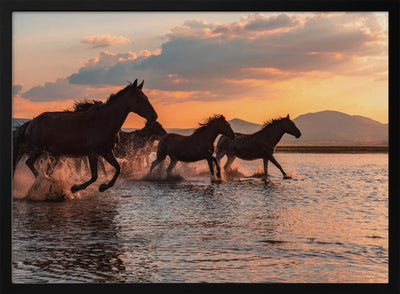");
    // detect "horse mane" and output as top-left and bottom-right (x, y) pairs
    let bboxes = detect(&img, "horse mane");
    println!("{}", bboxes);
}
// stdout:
(70, 99), (104, 112)
(66, 82), (136, 112)
(192, 114), (225, 134)
(106, 81), (135, 104)
(261, 116), (287, 130)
